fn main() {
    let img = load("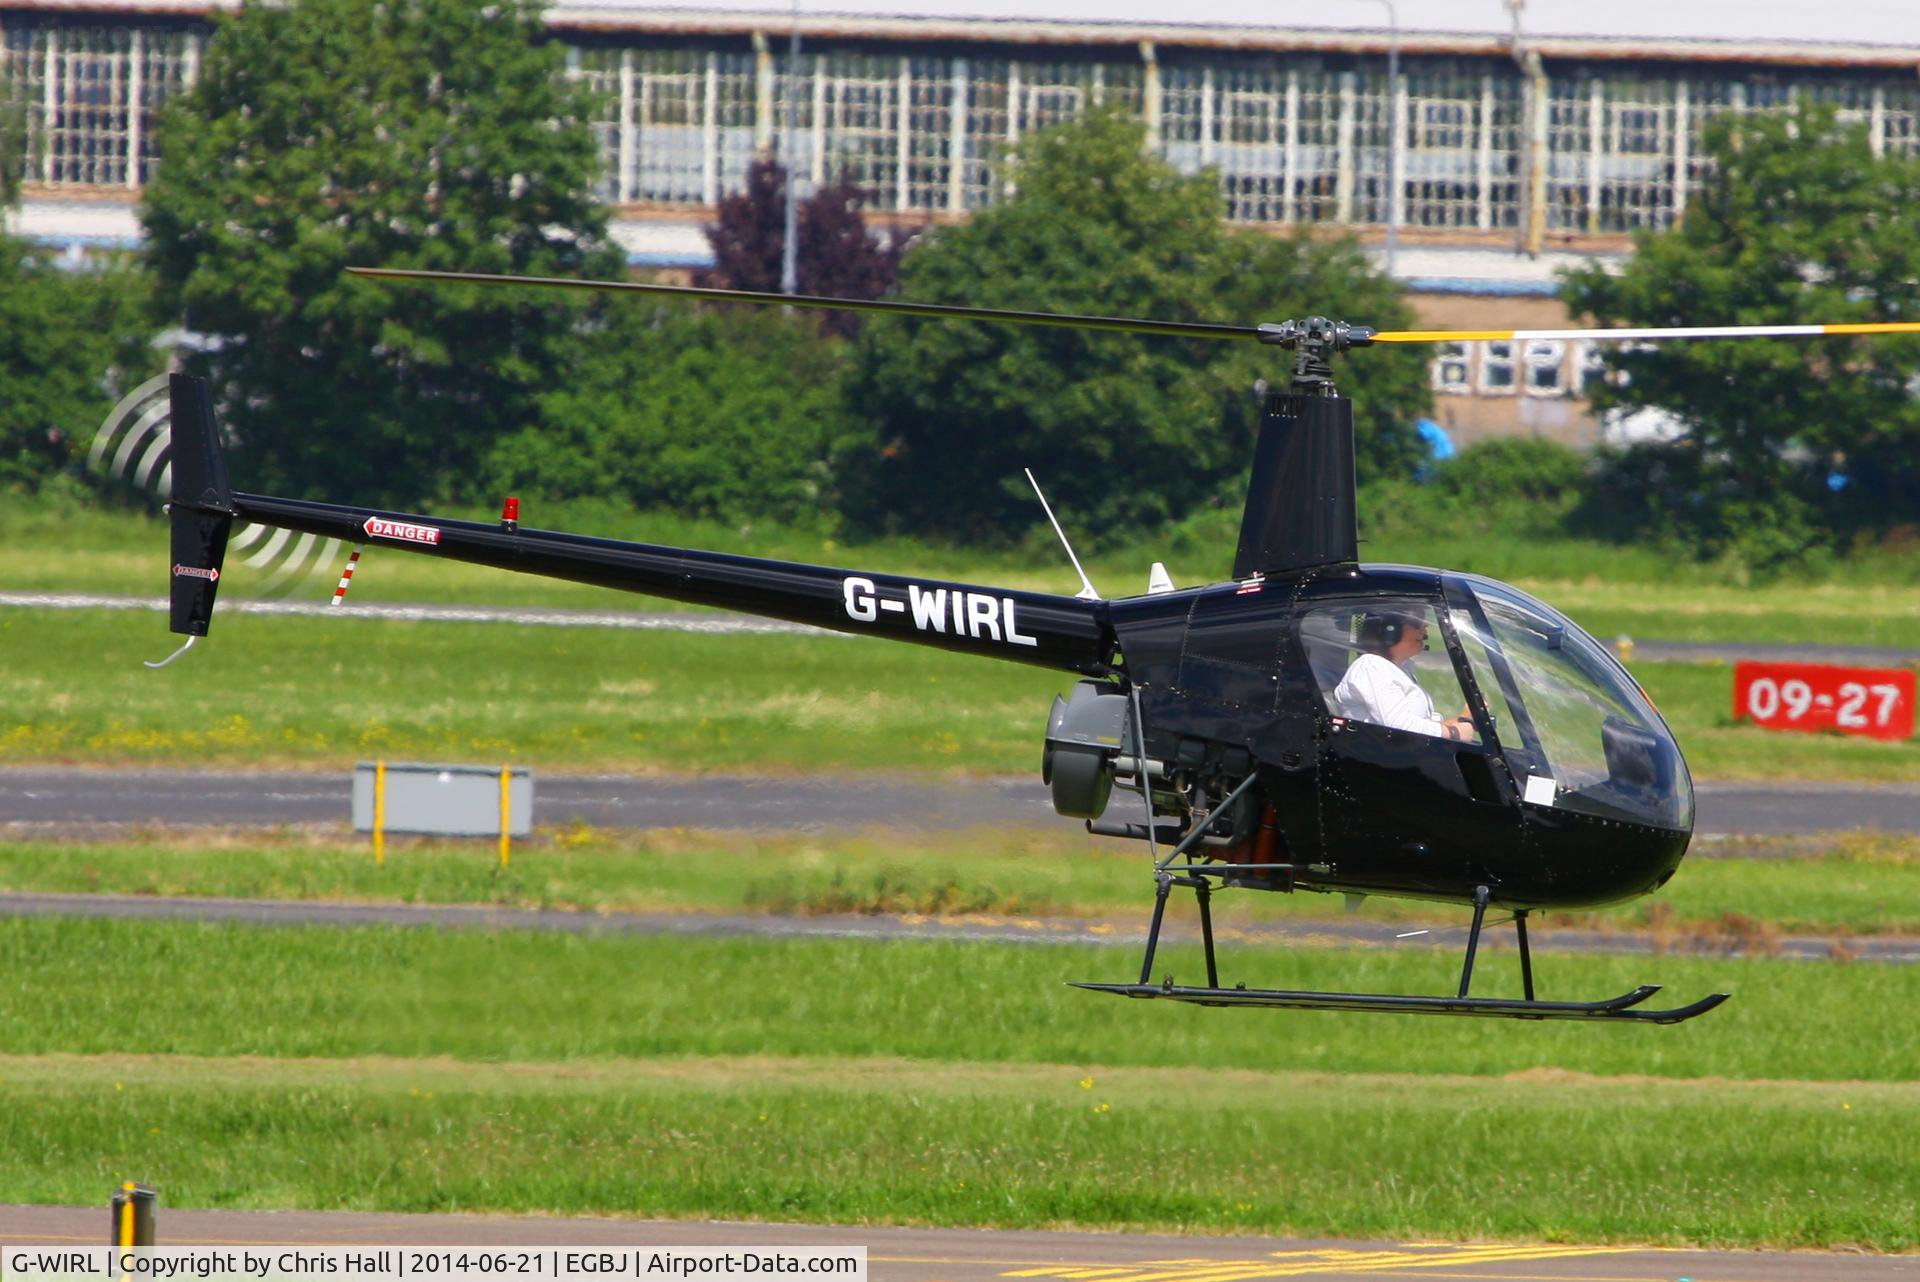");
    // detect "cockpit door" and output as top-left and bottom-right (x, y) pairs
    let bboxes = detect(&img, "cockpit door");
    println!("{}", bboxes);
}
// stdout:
(1300, 595), (1521, 895)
